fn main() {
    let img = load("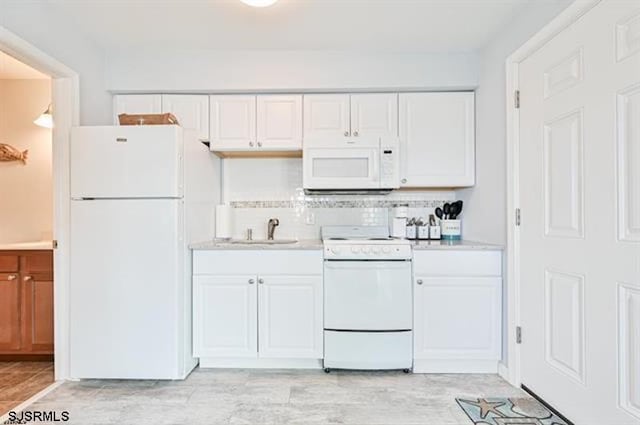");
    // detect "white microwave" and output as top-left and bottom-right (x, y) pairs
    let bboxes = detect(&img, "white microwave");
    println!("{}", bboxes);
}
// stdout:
(303, 137), (400, 194)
